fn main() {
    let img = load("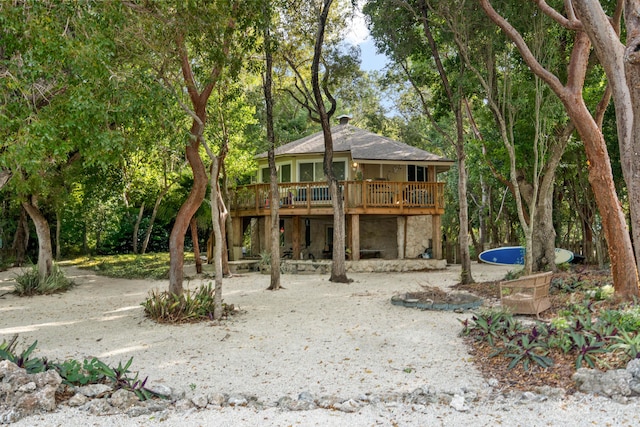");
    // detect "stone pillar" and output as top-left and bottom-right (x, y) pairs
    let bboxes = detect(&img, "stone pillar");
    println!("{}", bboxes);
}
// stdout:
(397, 216), (406, 259)
(432, 215), (442, 259)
